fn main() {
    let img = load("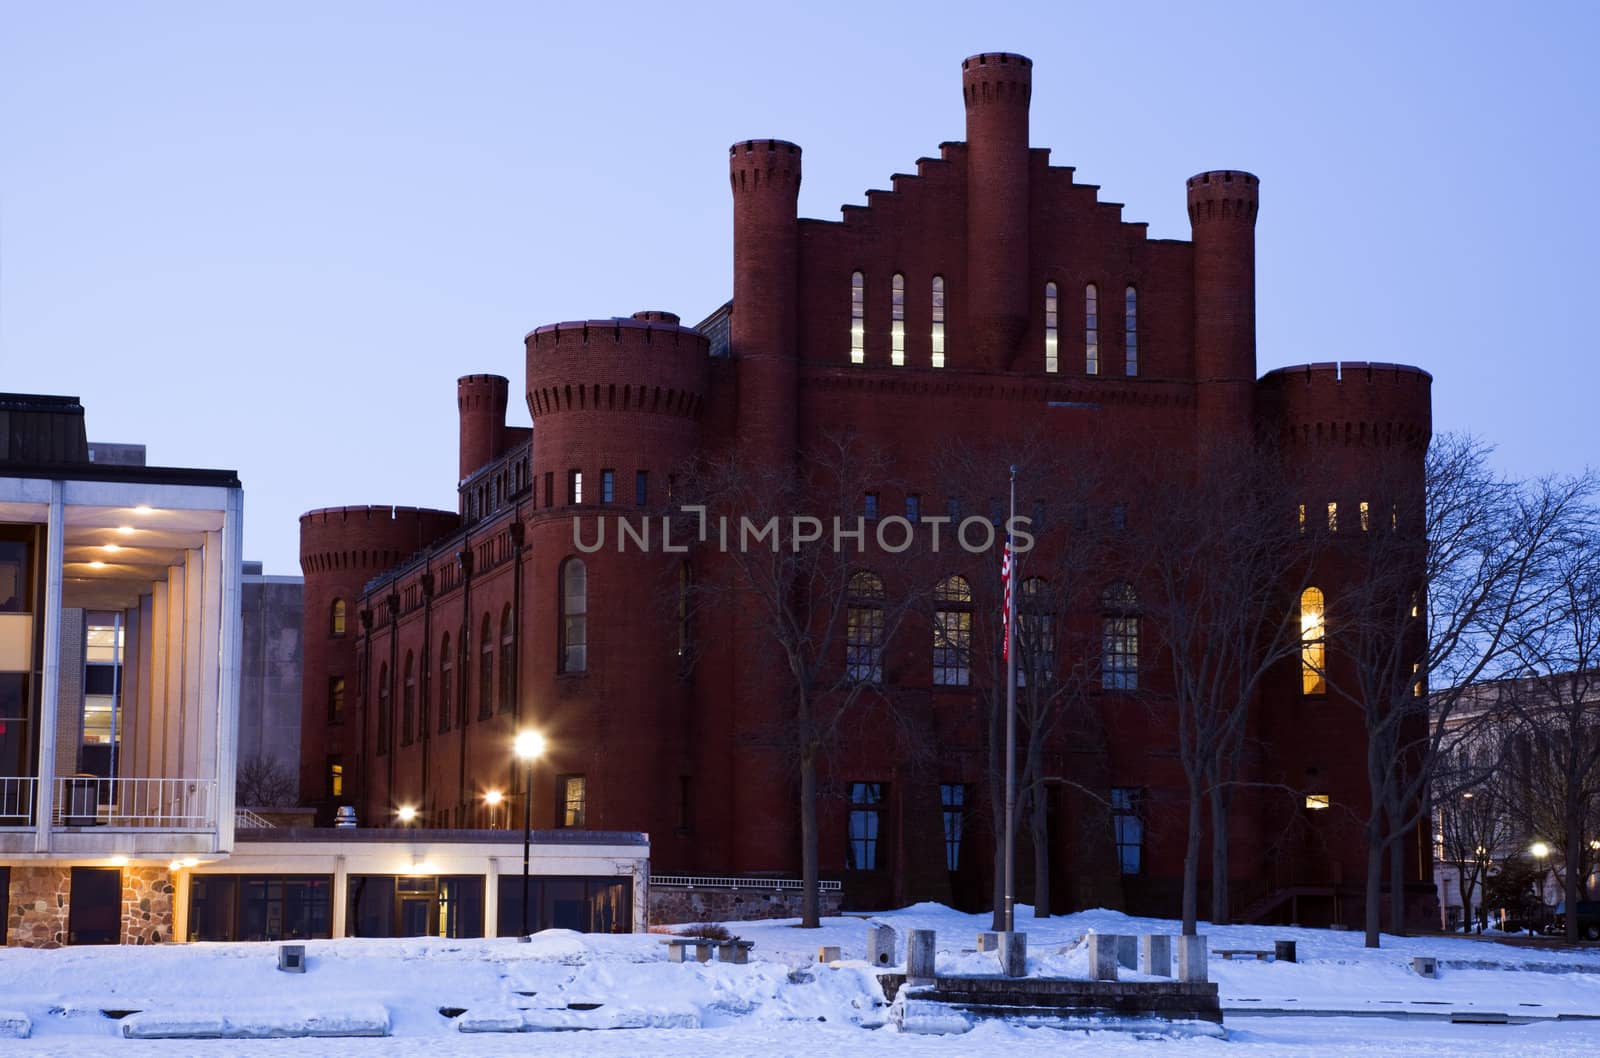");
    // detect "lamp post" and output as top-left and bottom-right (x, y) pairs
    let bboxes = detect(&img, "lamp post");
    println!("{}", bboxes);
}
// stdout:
(514, 730), (546, 936)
